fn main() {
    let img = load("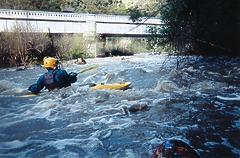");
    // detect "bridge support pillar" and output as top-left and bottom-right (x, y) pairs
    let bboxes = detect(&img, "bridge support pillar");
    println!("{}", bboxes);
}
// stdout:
(83, 21), (98, 57)
(98, 35), (107, 53)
